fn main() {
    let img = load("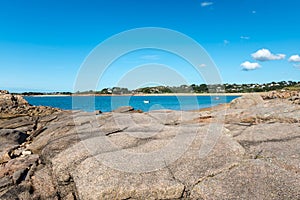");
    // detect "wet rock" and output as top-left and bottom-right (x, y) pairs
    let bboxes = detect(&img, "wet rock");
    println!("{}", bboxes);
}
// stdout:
(112, 106), (134, 113)
(94, 110), (102, 115)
